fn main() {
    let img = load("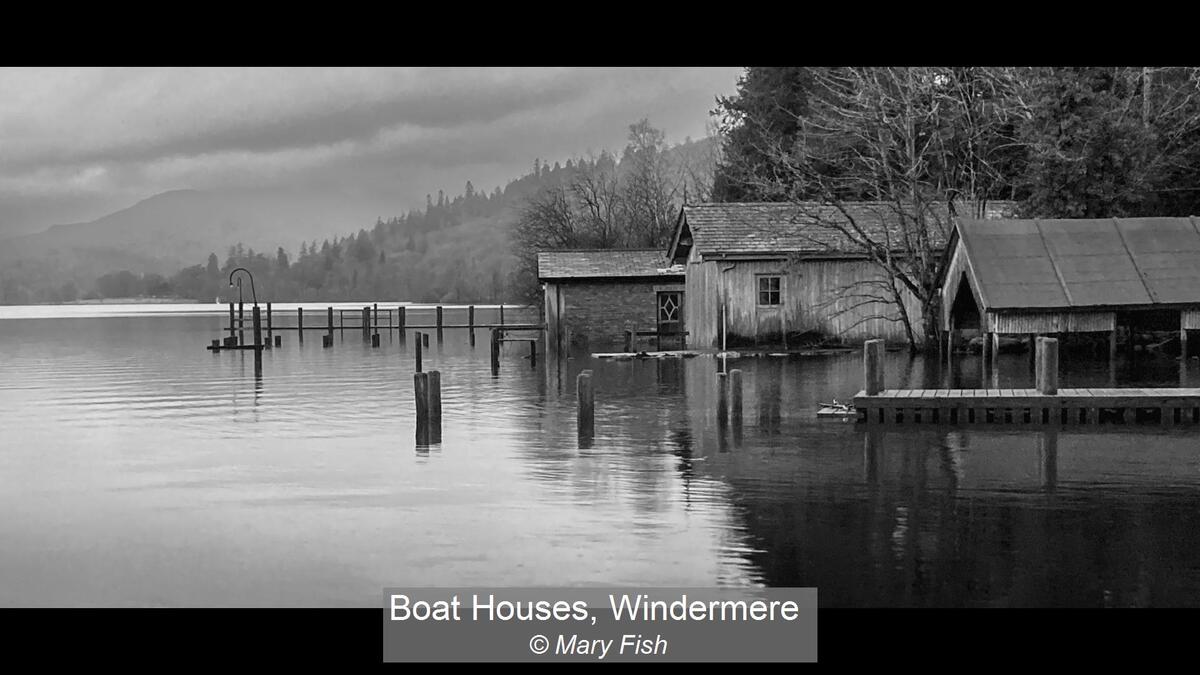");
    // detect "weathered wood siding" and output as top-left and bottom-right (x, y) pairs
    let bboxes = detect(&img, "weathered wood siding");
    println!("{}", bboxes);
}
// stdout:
(941, 240), (983, 331)
(987, 310), (1116, 334)
(1185, 309), (1200, 330)
(683, 250), (921, 347)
